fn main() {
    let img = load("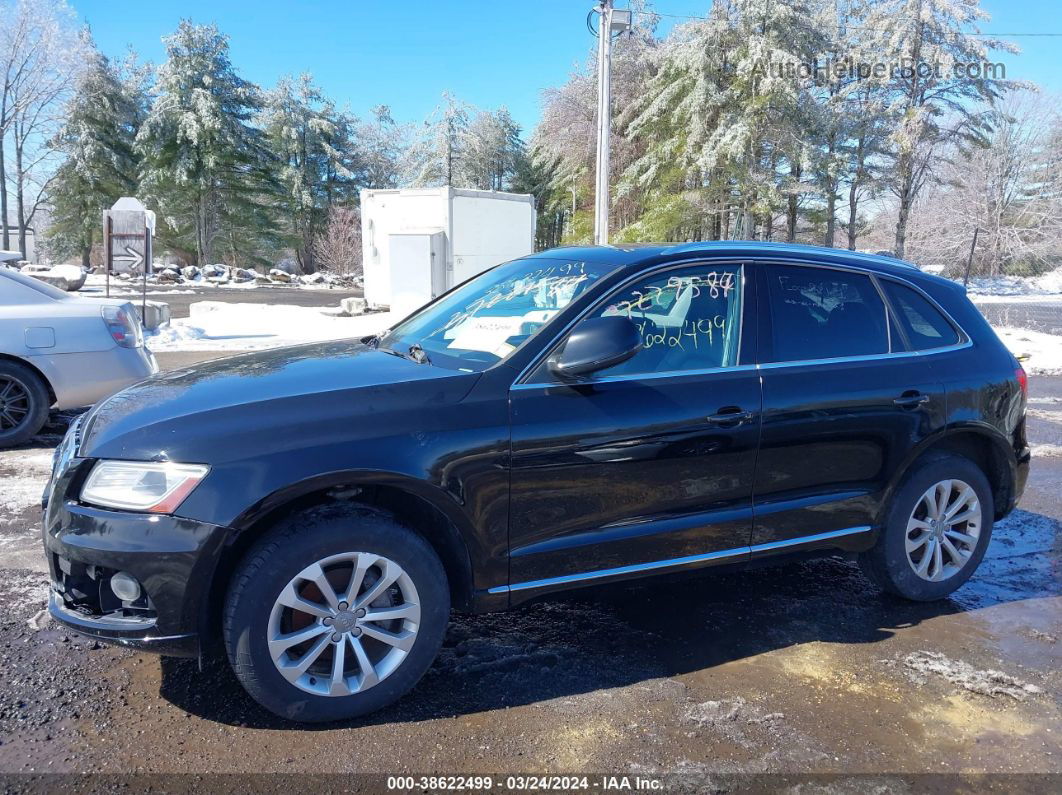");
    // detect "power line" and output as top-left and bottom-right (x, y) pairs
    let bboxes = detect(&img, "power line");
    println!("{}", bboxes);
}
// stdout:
(635, 9), (1062, 37)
